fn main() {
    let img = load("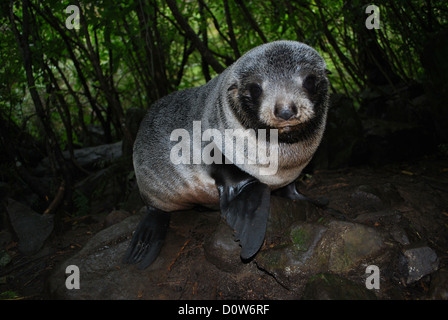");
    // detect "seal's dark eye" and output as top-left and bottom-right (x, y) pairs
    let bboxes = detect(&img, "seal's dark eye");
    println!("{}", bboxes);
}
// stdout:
(303, 75), (317, 94)
(248, 83), (263, 100)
